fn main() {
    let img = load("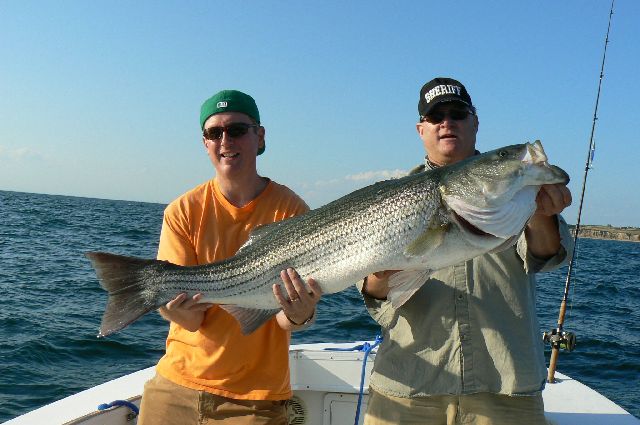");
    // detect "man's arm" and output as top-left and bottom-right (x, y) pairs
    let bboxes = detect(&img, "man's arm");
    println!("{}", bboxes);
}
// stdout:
(360, 270), (400, 300)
